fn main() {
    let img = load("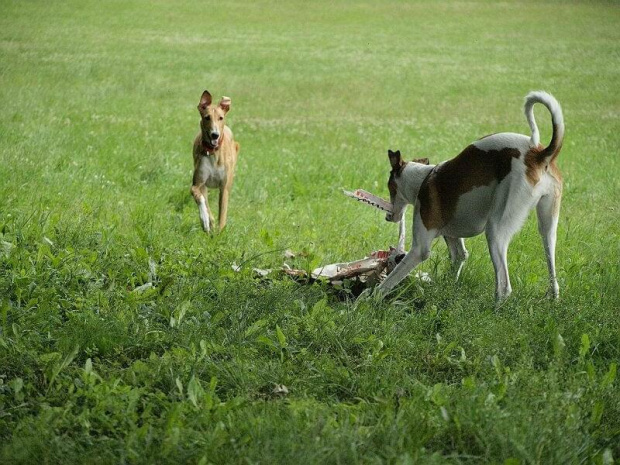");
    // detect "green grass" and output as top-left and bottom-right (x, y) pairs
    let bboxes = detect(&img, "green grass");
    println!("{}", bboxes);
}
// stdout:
(1, 0), (619, 463)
